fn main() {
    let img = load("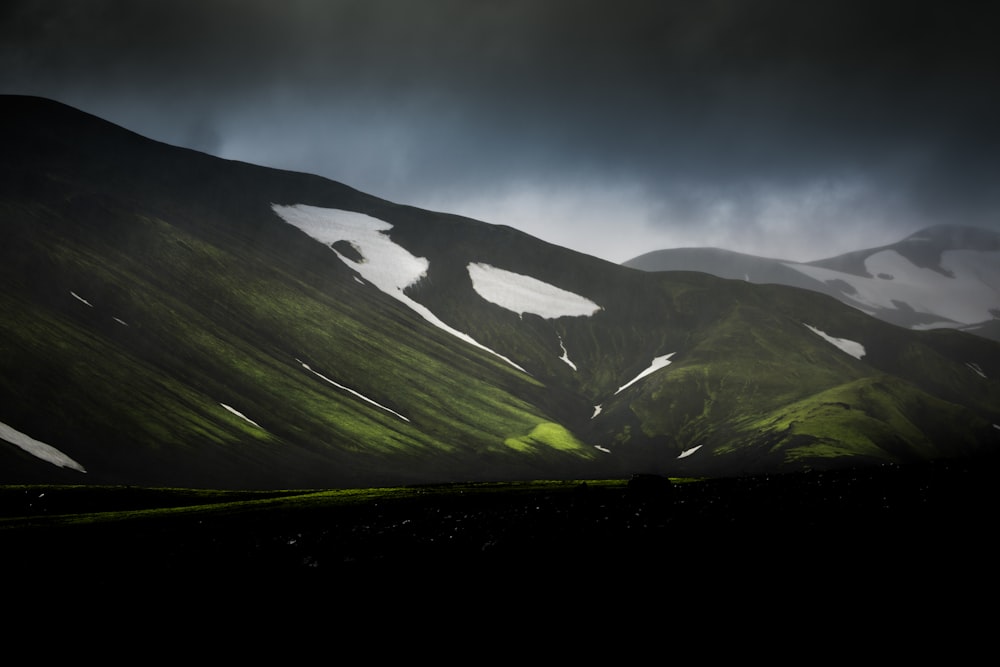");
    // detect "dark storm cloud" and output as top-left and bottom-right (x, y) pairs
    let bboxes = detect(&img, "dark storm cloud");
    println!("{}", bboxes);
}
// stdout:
(2, 0), (997, 260)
